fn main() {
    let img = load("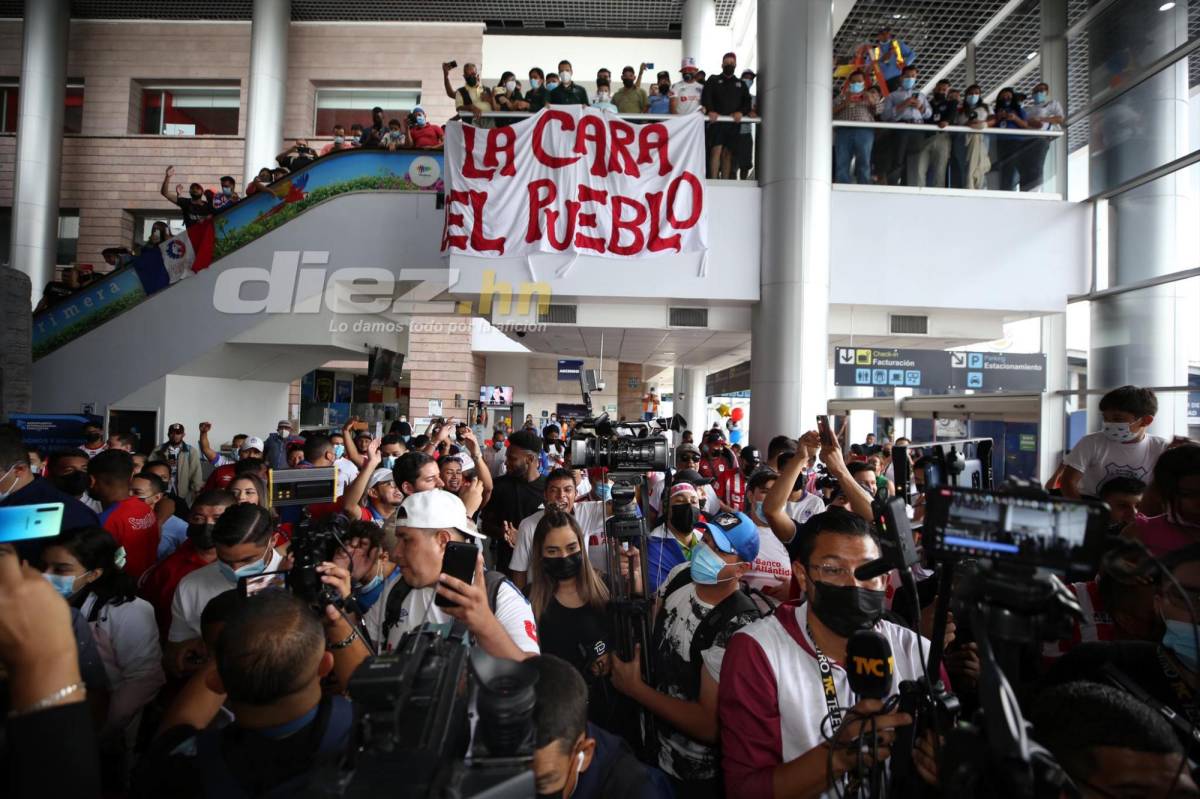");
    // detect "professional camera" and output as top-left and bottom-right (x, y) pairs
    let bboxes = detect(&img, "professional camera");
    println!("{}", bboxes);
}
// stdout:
(287, 512), (352, 611)
(309, 623), (536, 798)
